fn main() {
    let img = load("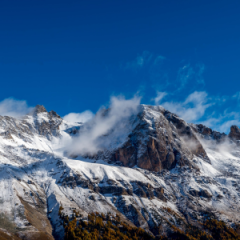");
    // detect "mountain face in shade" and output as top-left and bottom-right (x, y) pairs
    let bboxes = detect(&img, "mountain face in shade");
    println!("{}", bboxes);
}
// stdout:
(0, 104), (240, 239)
(229, 125), (240, 142)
